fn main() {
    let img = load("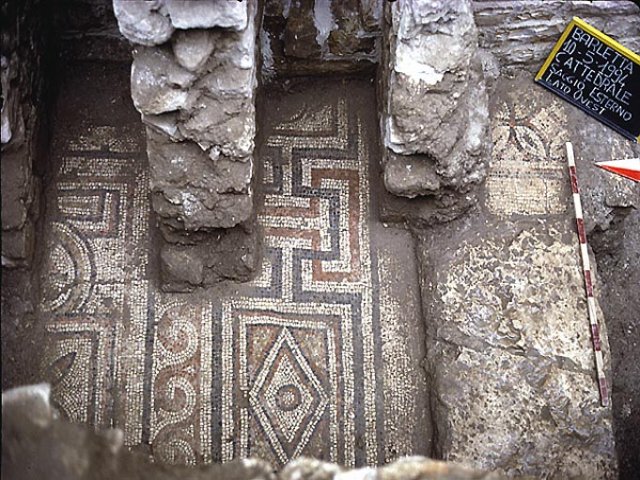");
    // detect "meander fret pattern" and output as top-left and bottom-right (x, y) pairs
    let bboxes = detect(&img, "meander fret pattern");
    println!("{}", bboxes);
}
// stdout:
(39, 93), (386, 467)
